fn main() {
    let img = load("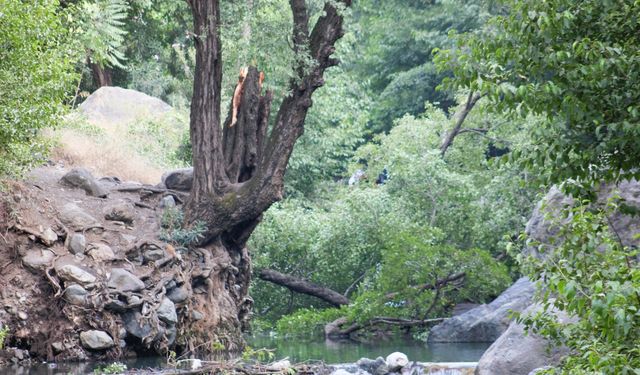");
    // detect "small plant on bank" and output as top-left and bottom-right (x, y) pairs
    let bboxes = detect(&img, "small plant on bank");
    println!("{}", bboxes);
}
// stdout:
(0, 326), (9, 350)
(93, 362), (127, 374)
(159, 207), (206, 249)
